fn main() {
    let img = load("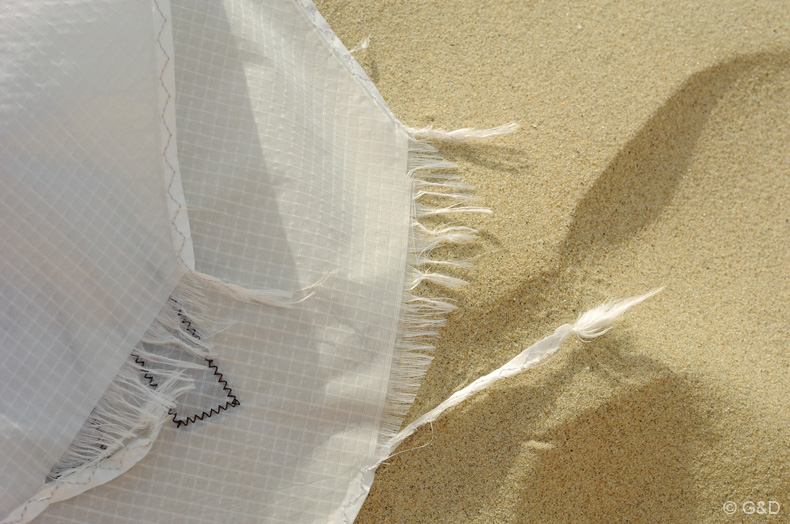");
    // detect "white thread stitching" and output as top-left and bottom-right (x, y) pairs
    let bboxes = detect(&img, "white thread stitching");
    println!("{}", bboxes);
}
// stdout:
(2, 4), (181, 522)
(154, 0), (187, 265)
